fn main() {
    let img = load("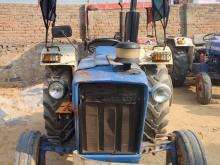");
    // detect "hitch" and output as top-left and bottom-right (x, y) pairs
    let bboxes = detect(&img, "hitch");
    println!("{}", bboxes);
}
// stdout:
(142, 133), (177, 164)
